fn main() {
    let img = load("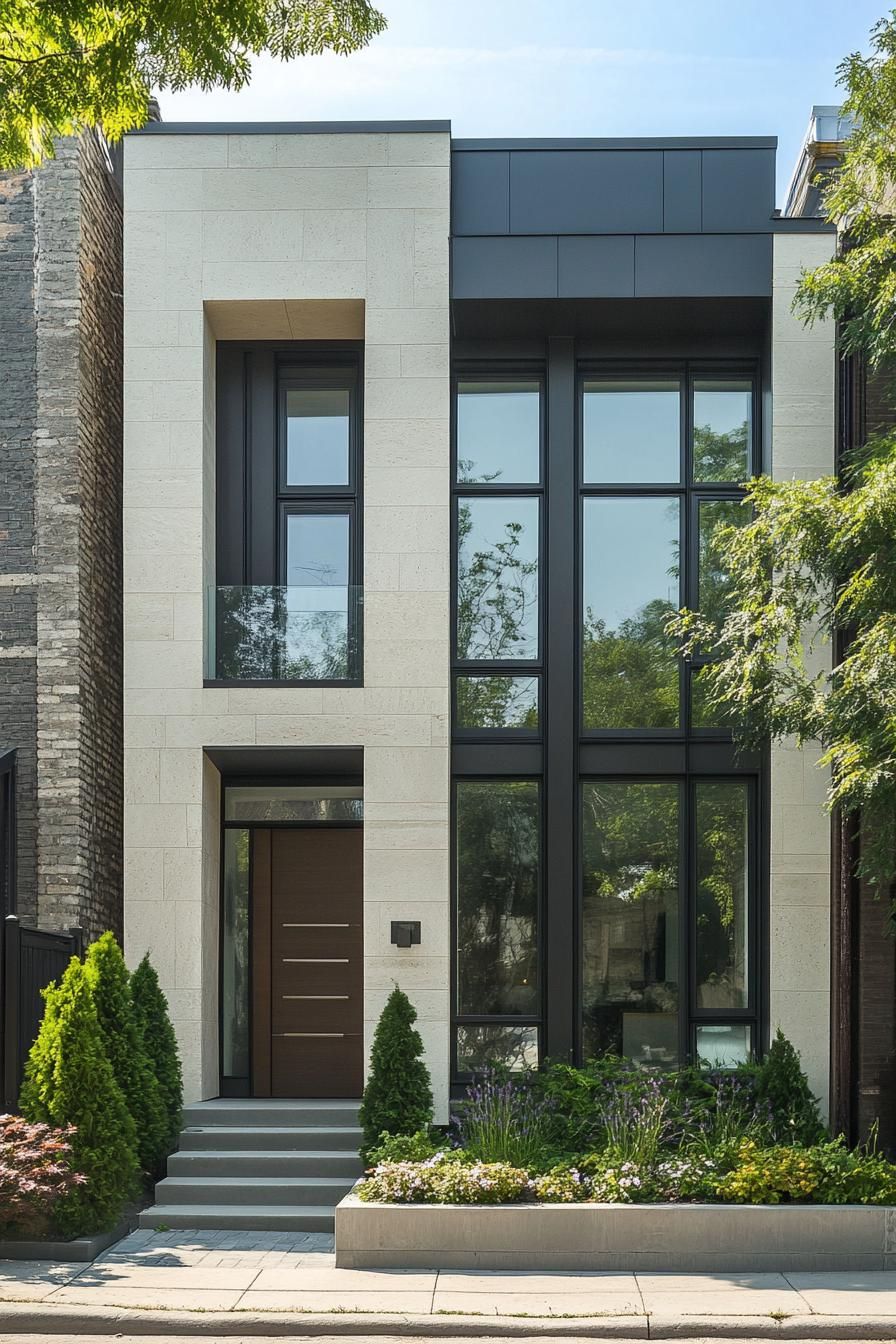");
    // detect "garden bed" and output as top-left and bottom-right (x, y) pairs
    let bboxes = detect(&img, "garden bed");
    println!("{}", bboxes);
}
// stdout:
(335, 1191), (896, 1272)
(0, 1218), (133, 1263)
